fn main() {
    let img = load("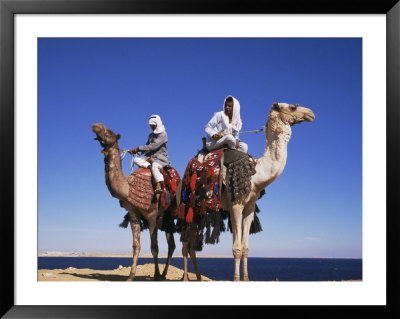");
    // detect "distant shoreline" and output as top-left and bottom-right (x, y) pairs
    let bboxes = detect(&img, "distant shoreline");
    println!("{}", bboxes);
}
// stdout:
(38, 252), (232, 258)
(38, 251), (362, 259)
